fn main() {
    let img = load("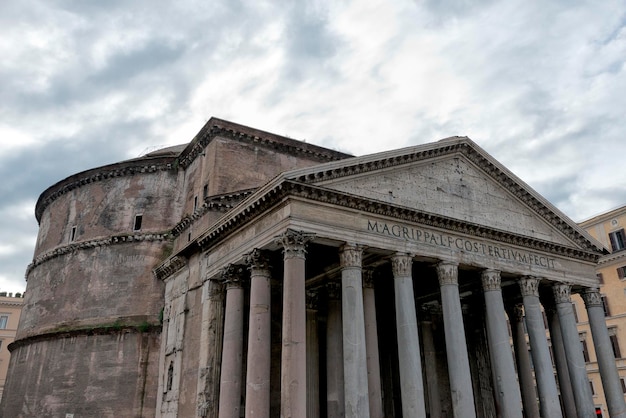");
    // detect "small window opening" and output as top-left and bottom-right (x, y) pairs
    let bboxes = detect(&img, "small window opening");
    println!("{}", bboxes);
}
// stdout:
(167, 362), (174, 391)
(203, 184), (208, 200)
(70, 226), (77, 242)
(194, 195), (198, 211)
(134, 215), (143, 231)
